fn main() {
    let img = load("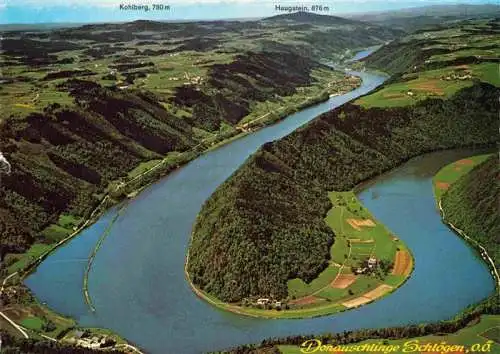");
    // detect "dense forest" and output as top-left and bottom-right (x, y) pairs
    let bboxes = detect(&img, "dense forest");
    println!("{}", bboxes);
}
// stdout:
(442, 155), (500, 262)
(0, 13), (399, 264)
(0, 51), (325, 261)
(188, 82), (499, 302)
(188, 17), (500, 303)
